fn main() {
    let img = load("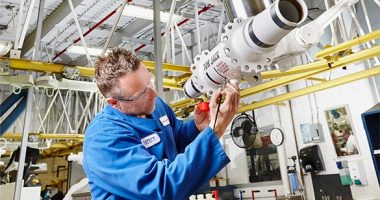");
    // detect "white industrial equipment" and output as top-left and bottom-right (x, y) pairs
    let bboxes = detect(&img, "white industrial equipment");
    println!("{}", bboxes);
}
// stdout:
(184, 0), (359, 98)
(348, 159), (368, 185)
